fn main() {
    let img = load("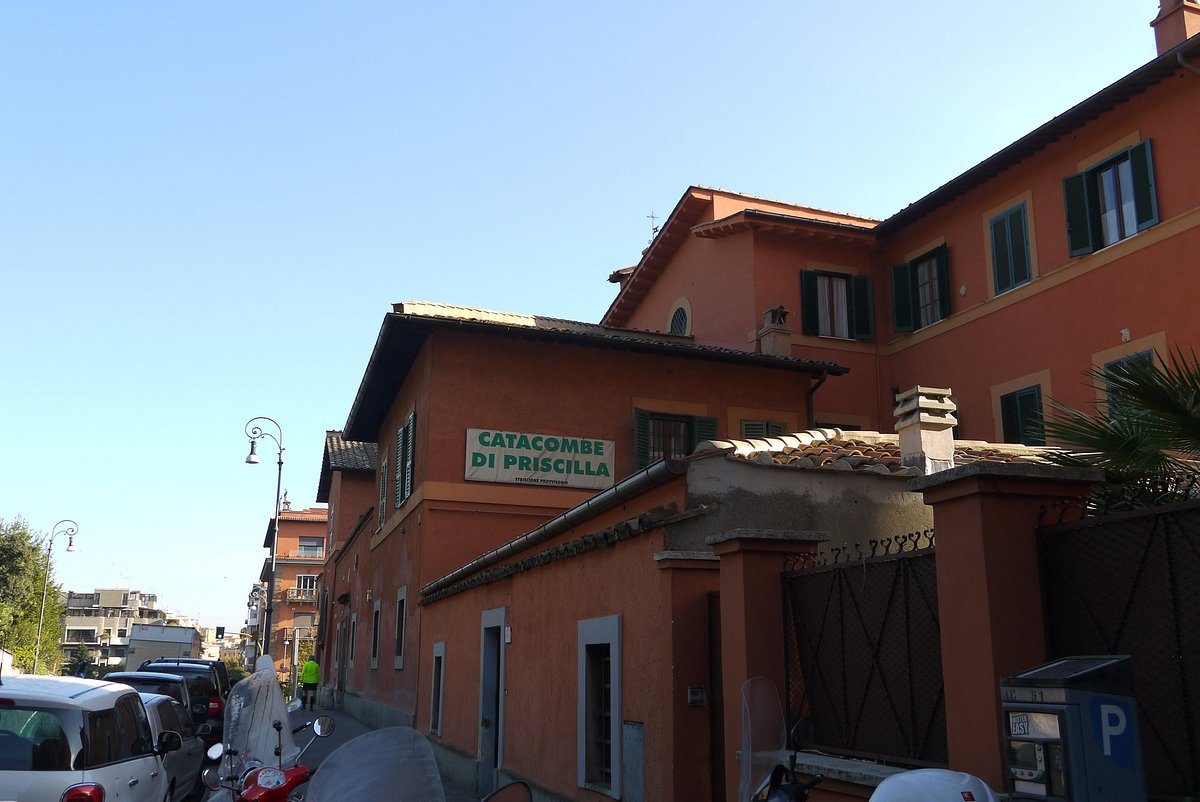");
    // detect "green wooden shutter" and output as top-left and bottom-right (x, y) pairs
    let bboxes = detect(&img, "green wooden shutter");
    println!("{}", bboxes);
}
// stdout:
(991, 214), (1012, 292)
(934, 245), (951, 320)
(378, 457), (388, 526)
(891, 264), (915, 333)
(1128, 140), (1158, 231)
(740, 420), (767, 439)
(1062, 172), (1094, 257)
(766, 421), (786, 437)
(400, 425), (410, 506)
(799, 271), (819, 336)
(692, 416), (718, 451)
(1007, 205), (1030, 286)
(402, 411), (415, 501)
(1000, 392), (1022, 444)
(1018, 387), (1045, 446)
(633, 408), (651, 470)
(850, 275), (873, 340)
